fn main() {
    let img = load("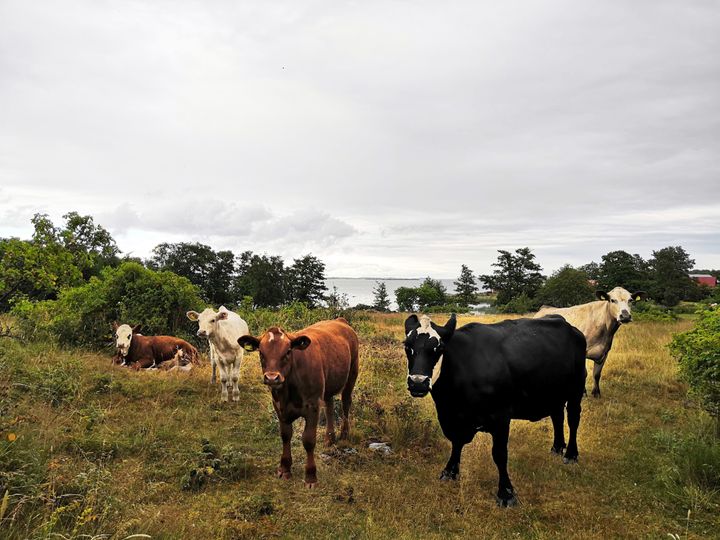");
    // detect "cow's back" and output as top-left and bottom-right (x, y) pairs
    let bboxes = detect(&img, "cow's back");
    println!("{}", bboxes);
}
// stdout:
(535, 302), (608, 338)
(294, 319), (358, 396)
(436, 318), (586, 422)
